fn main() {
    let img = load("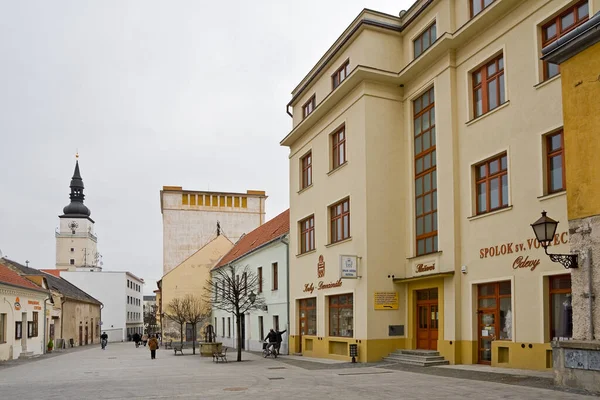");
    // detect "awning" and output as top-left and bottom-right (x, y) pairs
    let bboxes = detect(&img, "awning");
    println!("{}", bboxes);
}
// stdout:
(392, 271), (454, 284)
